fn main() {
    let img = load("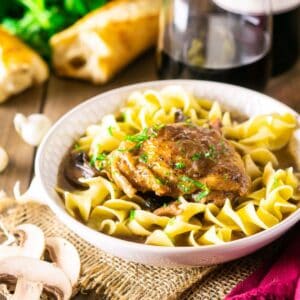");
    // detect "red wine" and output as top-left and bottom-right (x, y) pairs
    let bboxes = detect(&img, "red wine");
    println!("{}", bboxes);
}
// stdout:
(157, 50), (270, 91)
(157, 14), (271, 91)
(272, 6), (300, 76)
